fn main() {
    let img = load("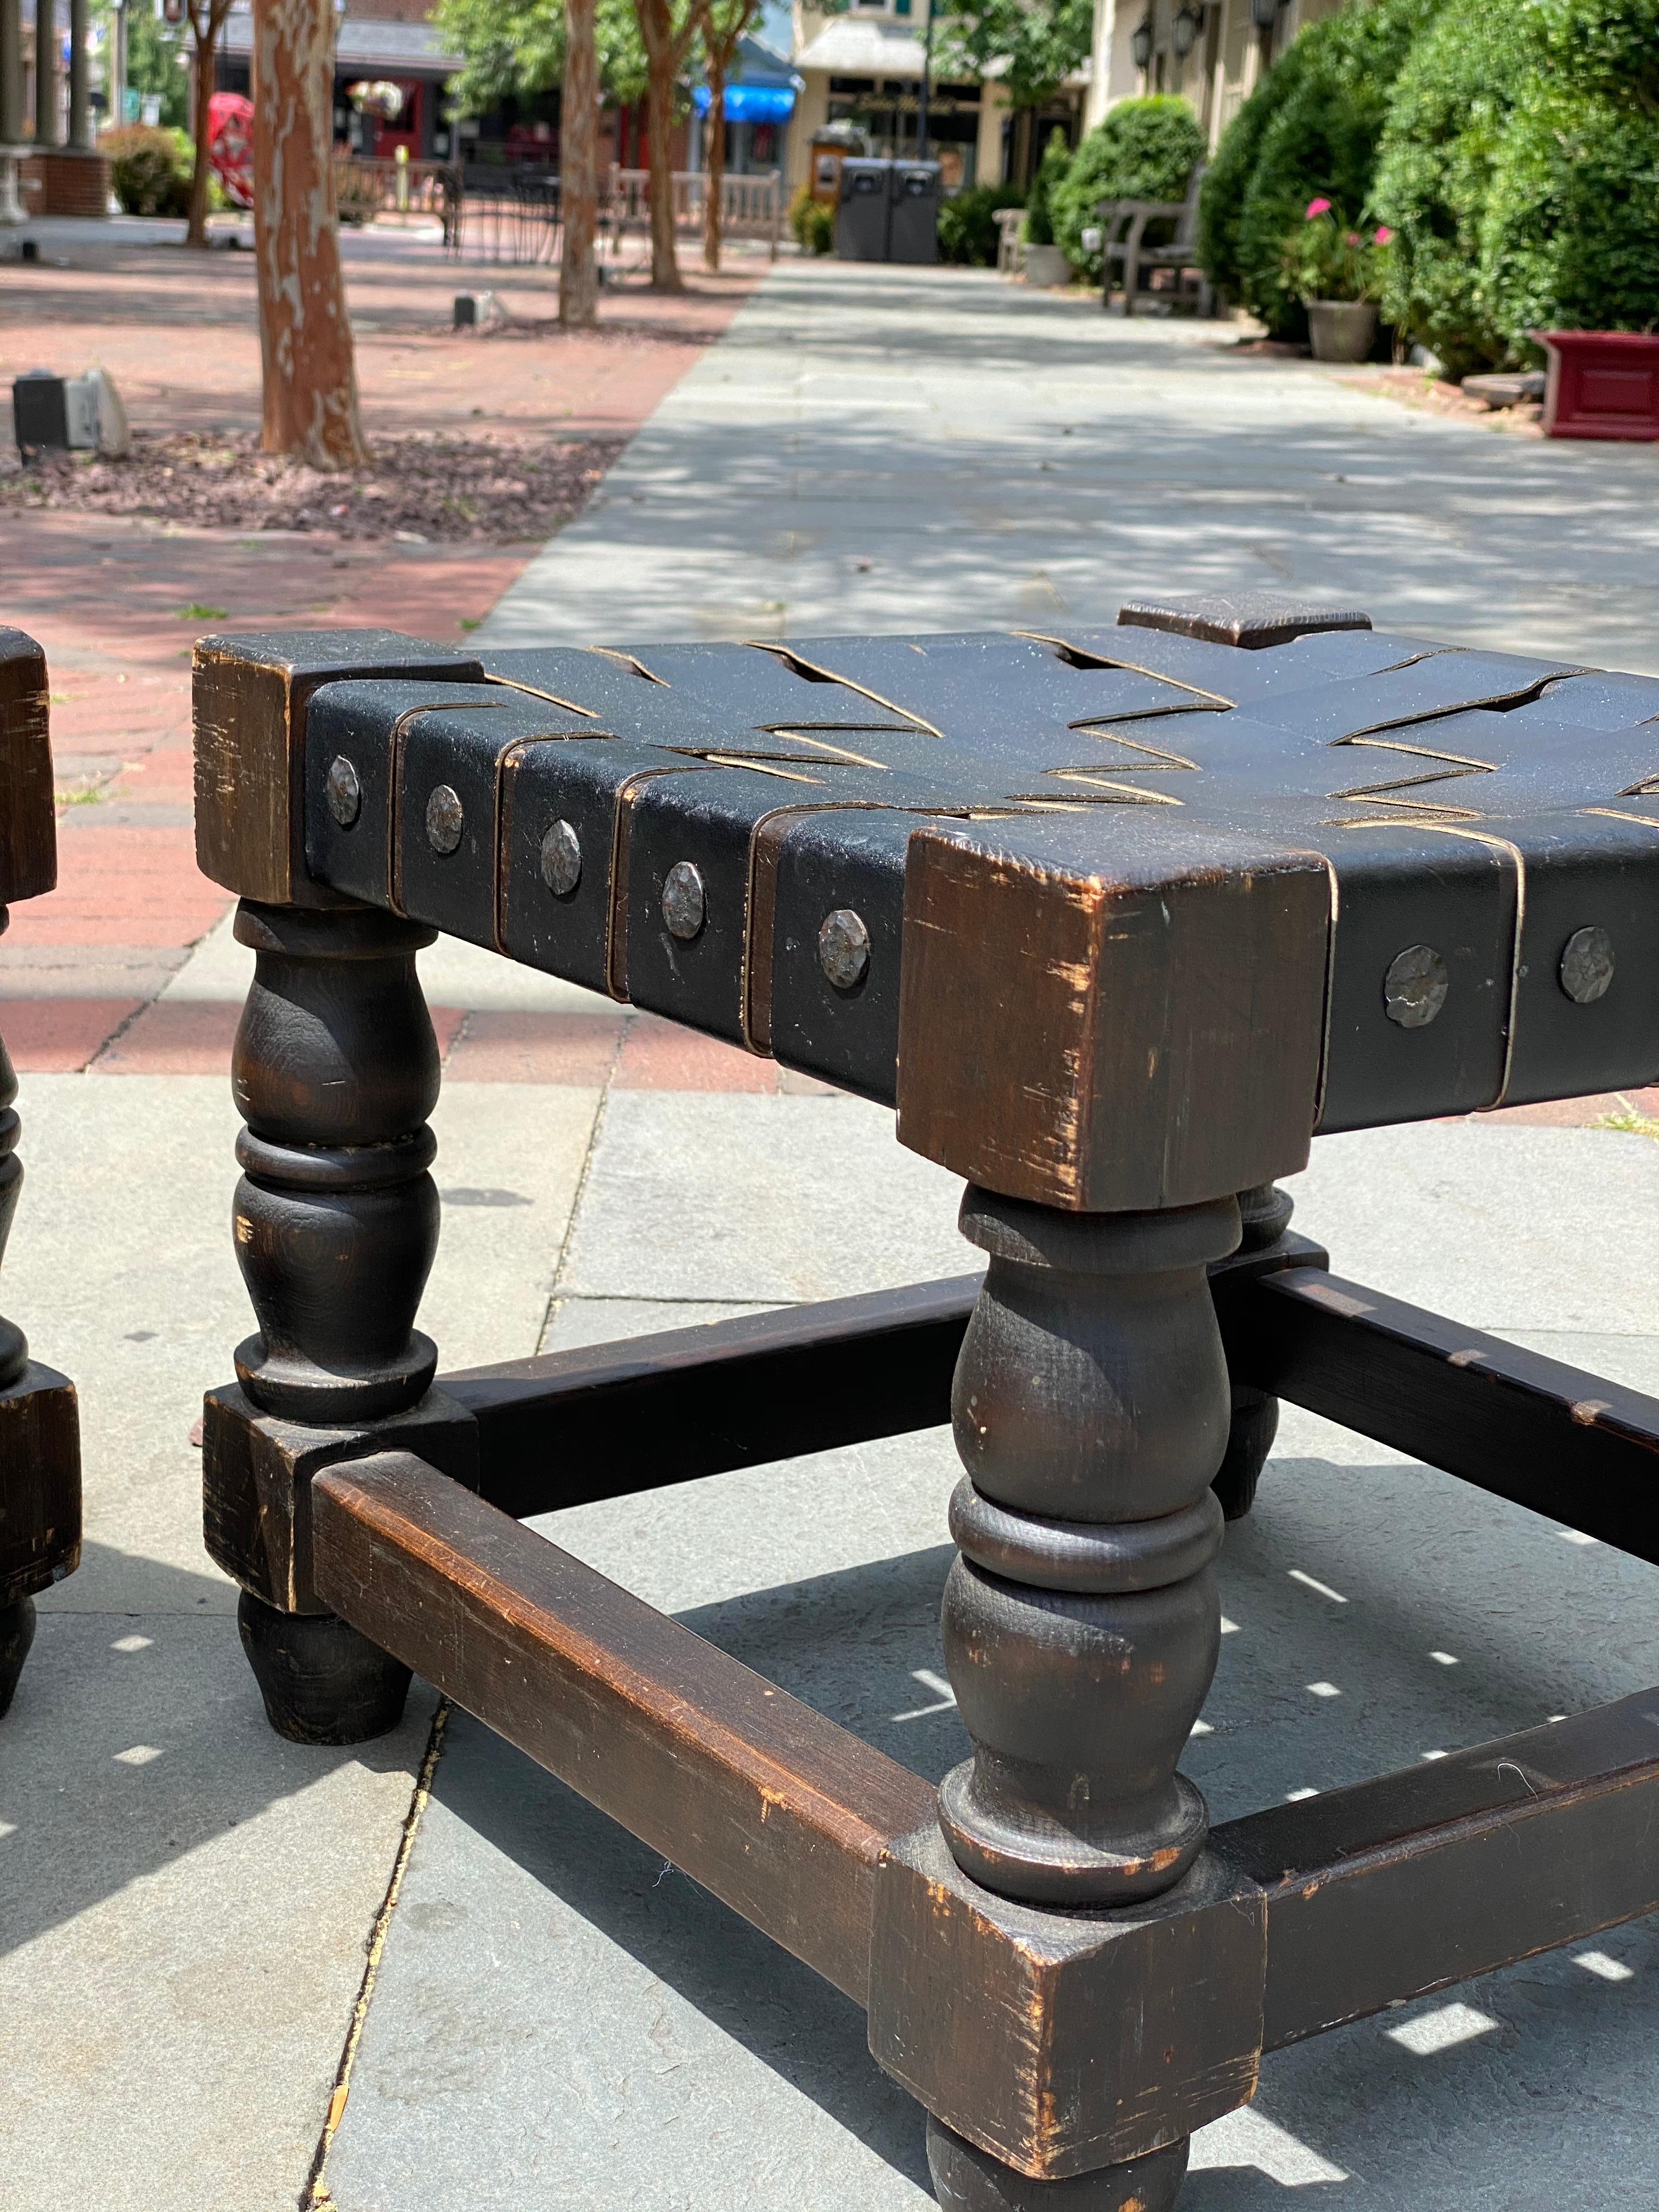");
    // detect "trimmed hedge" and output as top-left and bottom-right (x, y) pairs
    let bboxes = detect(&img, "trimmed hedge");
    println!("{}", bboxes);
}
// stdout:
(1024, 127), (1070, 249)
(1481, 79), (1659, 342)
(1373, 0), (1537, 377)
(1051, 97), (1204, 280)
(937, 182), (1026, 266)
(1231, 0), (1445, 338)
(101, 124), (191, 218)
(1196, 36), (1316, 308)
